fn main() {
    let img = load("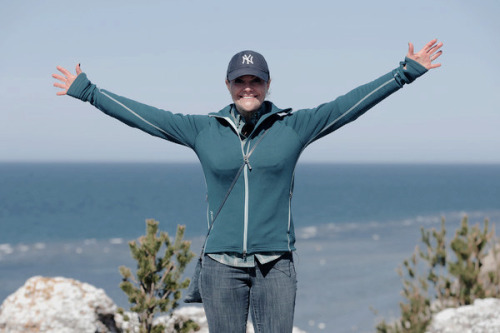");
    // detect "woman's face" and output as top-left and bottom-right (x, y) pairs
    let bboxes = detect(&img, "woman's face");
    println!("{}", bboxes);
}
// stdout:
(226, 75), (271, 115)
